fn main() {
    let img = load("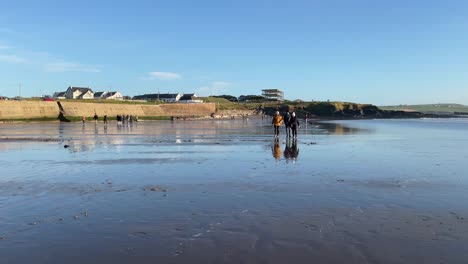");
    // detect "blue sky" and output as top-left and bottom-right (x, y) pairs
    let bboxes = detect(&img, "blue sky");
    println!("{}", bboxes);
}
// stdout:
(1, 0), (468, 105)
